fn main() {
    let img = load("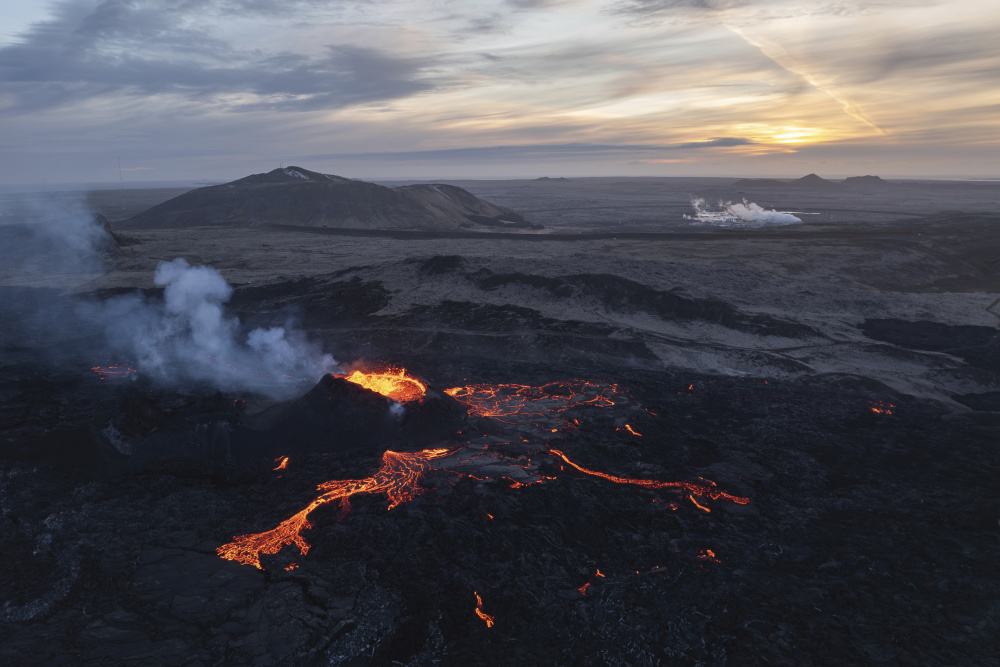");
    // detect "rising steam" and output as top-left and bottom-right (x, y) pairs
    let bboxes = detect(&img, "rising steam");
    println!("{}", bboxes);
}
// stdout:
(0, 197), (115, 280)
(685, 198), (802, 227)
(80, 258), (338, 397)
(3, 195), (337, 397)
